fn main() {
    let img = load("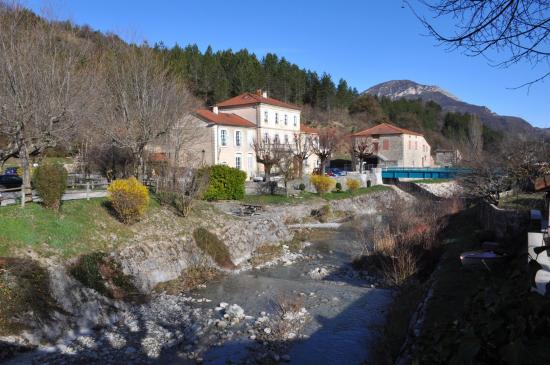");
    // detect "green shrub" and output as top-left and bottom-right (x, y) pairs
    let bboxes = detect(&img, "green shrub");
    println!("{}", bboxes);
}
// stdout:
(107, 177), (149, 223)
(32, 162), (68, 210)
(335, 182), (342, 192)
(310, 175), (336, 195)
(193, 227), (236, 269)
(69, 252), (141, 300)
(200, 165), (246, 201)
